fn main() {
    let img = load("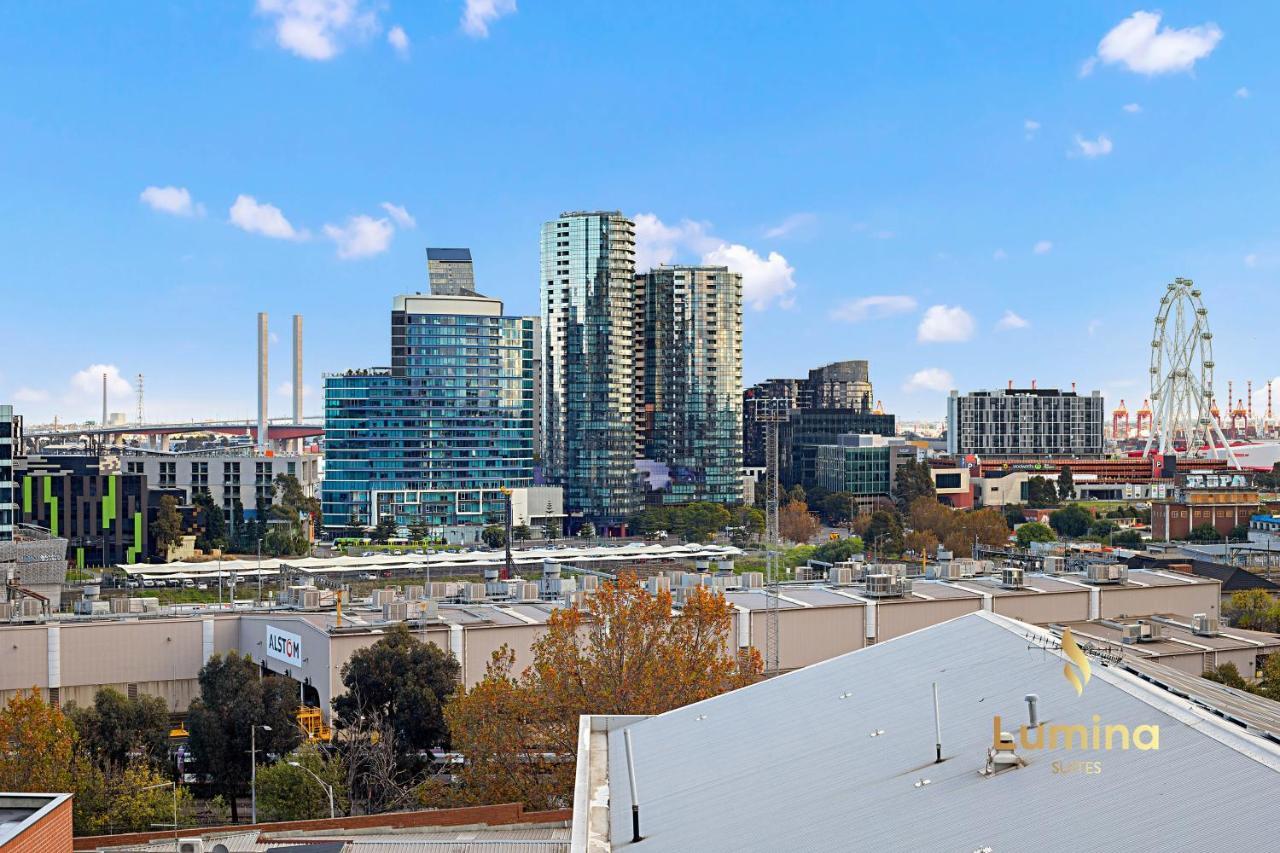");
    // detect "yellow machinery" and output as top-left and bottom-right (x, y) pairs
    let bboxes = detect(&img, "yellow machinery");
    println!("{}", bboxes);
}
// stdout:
(296, 705), (333, 742)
